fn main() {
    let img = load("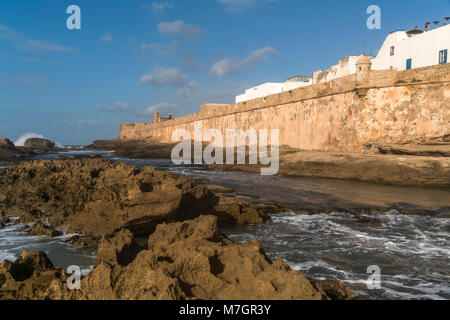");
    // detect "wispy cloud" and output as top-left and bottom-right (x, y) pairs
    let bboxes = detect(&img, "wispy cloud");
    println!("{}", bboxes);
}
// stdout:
(141, 41), (178, 57)
(96, 101), (130, 113)
(140, 67), (197, 90)
(137, 103), (178, 117)
(210, 46), (278, 77)
(100, 32), (117, 45)
(0, 24), (74, 54)
(157, 21), (206, 40)
(142, 2), (174, 12)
